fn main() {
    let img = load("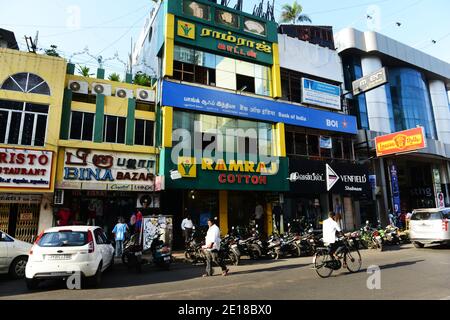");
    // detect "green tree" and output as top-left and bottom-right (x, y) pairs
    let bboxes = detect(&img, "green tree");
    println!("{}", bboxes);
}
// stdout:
(45, 45), (60, 57)
(280, 1), (312, 24)
(77, 65), (94, 77)
(133, 72), (153, 87)
(108, 73), (121, 82)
